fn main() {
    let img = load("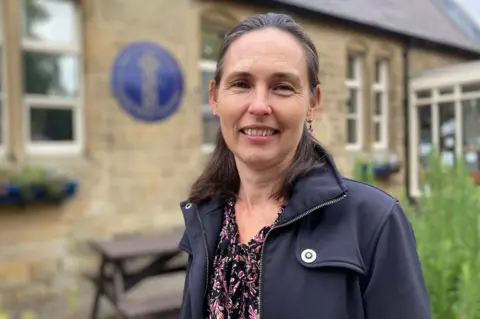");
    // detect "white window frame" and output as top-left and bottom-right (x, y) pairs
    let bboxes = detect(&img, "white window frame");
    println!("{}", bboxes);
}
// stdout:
(0, 1), (6, 157)
(345, 54), (363, 151)
(409, 70), (480, 197)
(21, 0), (83, 156)
(372, 59), (389, 150)
(199, 60), (217, 154)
